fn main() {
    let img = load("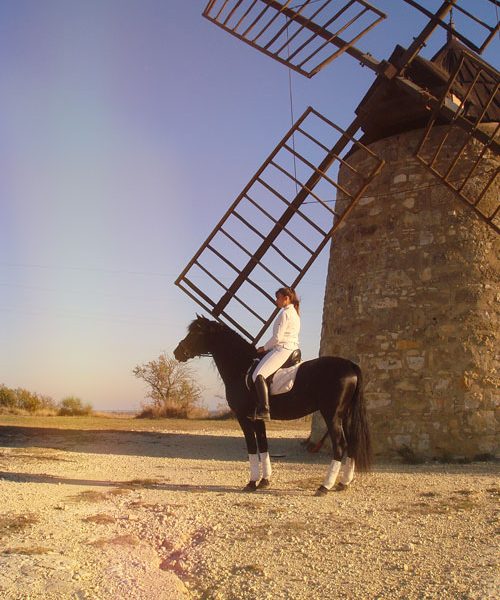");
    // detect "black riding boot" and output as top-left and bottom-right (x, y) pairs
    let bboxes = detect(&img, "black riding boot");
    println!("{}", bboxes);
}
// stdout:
(254, 375), (270, 421)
